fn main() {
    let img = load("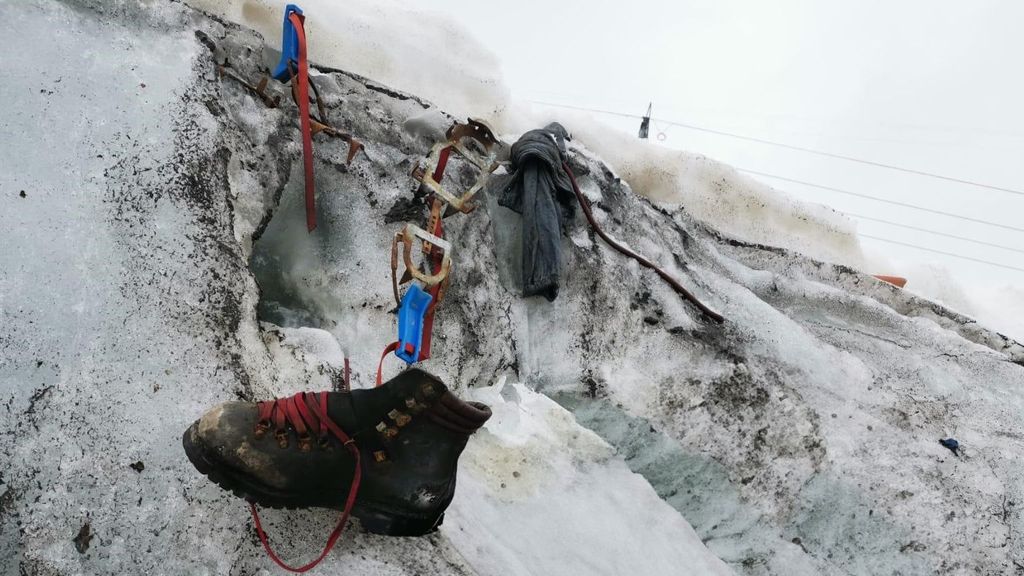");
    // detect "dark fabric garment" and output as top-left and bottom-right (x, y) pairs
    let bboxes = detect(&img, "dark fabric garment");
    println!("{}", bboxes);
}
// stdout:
(939, 438), (960, 456)
(497, 123), (576, 301)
